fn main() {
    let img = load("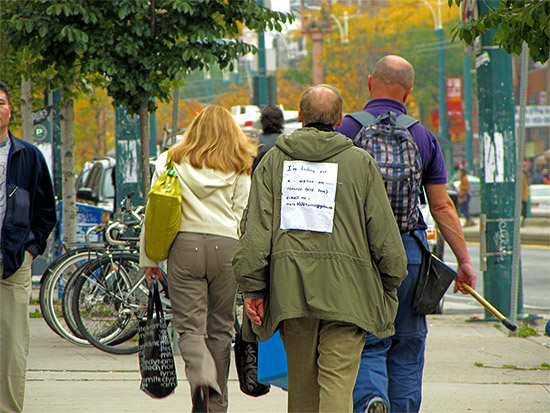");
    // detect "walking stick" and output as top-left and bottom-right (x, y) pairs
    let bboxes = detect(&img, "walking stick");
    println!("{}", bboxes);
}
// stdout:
(461, 282), (518, 332)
